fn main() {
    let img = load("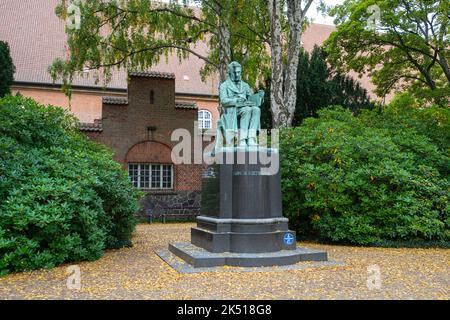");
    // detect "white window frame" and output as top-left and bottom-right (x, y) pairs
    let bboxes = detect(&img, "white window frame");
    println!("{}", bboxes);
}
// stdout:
(198, 110), (212, 129)
(128, 163), (173, 190)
